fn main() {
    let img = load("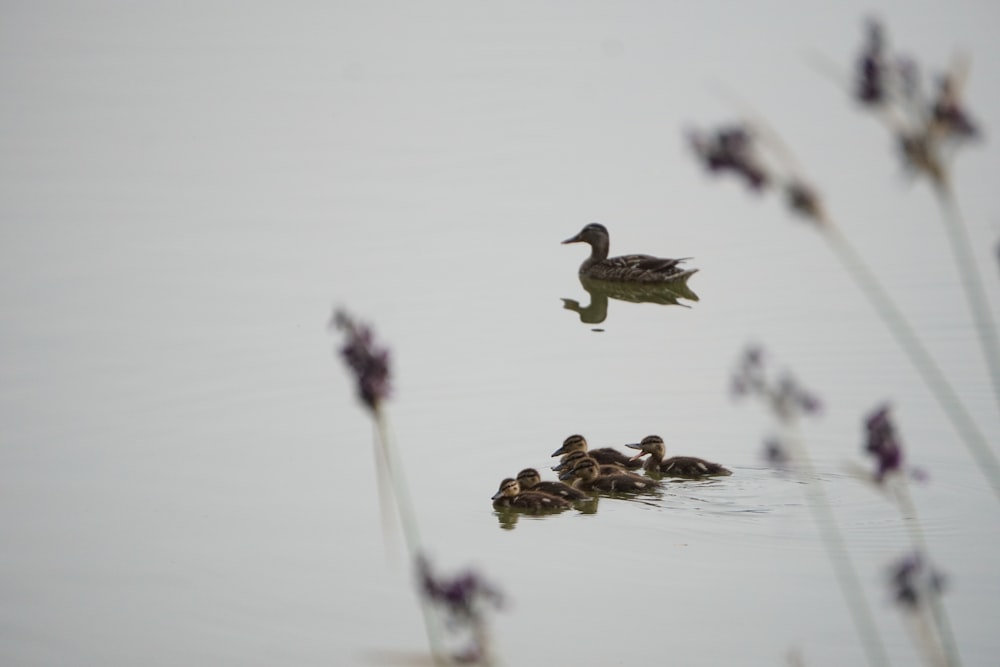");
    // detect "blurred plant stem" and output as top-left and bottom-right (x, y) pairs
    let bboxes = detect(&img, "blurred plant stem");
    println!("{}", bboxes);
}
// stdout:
(889, 479), (962, 667)
(821, 224), (1000, 503)
(785, 424), (892, 667)
(372, 409), (447, 663)
(933, 183), (1000, 414)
